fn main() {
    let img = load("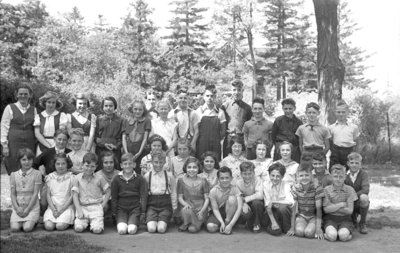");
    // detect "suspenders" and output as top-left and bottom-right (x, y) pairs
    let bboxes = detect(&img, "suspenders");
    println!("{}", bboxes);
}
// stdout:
(174, 108), (192, 139)
(148, 170), (169, 195)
